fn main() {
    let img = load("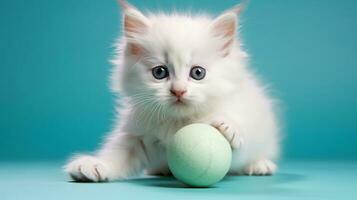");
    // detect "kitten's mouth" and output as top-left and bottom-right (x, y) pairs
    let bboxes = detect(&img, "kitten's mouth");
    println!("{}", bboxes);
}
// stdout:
(172, 98), (187, 106)
(168, 98), (197, 117)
